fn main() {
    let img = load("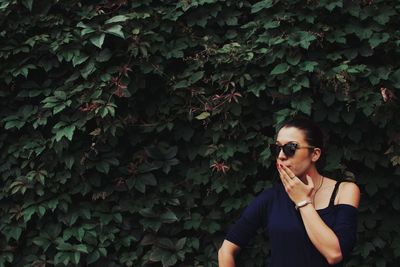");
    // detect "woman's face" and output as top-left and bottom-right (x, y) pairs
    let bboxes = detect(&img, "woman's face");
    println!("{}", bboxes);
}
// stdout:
(275, 126), (319, 177)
